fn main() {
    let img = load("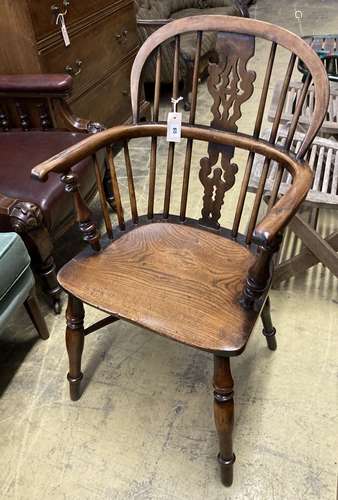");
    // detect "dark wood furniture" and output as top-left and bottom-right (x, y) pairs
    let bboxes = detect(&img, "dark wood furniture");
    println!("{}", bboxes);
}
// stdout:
(0, 0), (148, 126)
(32, 16), (329, 486)
(0, 73), (110, 313)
